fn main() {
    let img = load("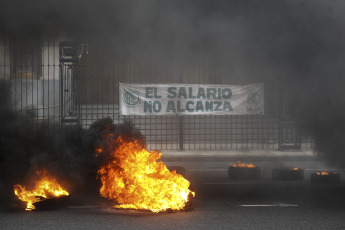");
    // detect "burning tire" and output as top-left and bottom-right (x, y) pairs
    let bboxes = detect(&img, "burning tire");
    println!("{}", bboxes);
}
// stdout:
(13, 169), (70, 211)
(96, 134), (195, 213)
(228, 166), (261, 180)
(310, 172), (341, 183)
(272, 168), (304, 180)
(33, 195), (70, 210)
(228, 161), (260, 180)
